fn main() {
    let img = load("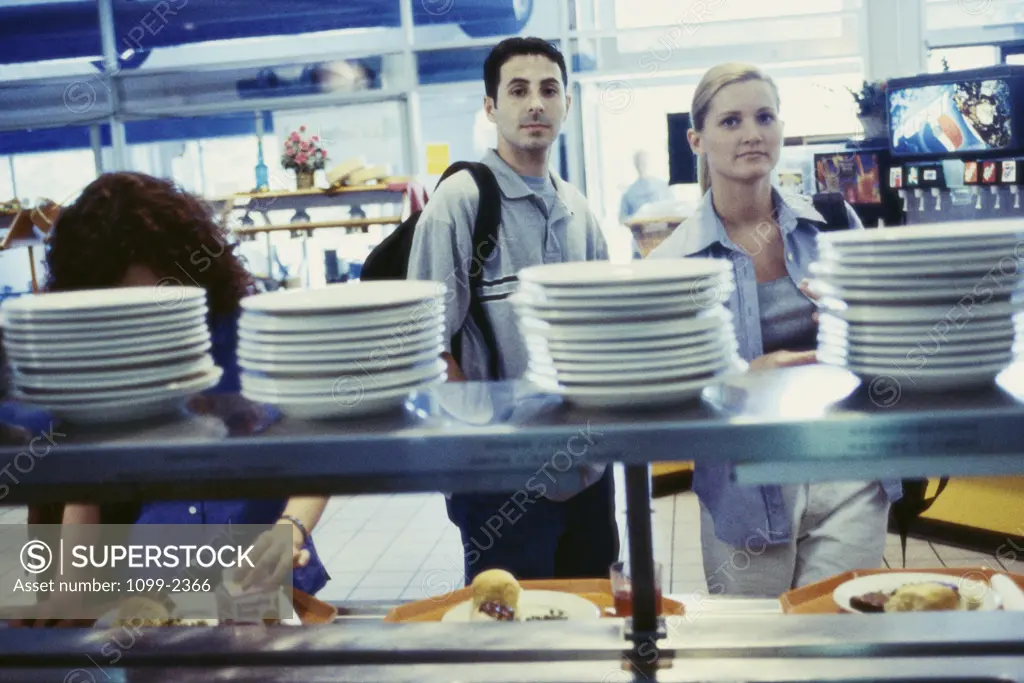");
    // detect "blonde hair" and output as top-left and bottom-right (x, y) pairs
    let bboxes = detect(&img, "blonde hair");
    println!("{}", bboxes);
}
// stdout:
(690, 63), (780, 195)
